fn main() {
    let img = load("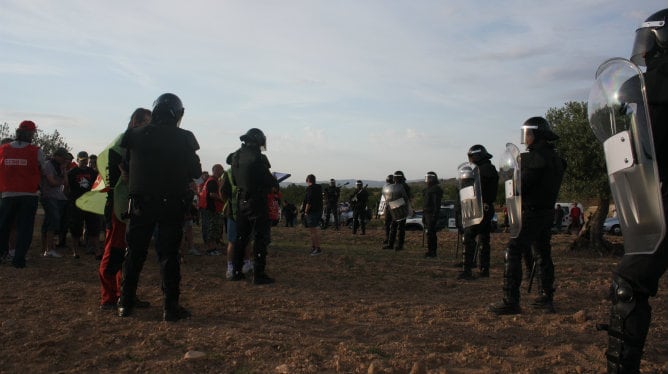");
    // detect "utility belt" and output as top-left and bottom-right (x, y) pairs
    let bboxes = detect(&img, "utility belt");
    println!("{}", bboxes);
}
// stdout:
(126, 193), (188, 219)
